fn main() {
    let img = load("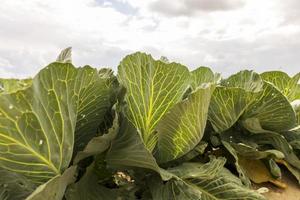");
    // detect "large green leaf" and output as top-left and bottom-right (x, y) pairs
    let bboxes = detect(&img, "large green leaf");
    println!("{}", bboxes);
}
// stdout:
(73, 67), (117, 153)
(243, 119), (300, 170)
(167, 156), (226, 179)
(251, 132), (300, 170)
(0, 79), (32, 94)
(209, 70), (296, 132)
(65, 163), (135, 200)
(261, 71), (300, 101)
(208, 87), (251, 132)
(190, 67), (220, 90)
(148, 165), (265, 200)
(26, 166), (77, 200)
(0, 62), (116, 183)
(221, 70), (263, 92)
(189, 168), (266, 200)
(171, 141), (207, 164)
(208, 70), (263, 133)
(229, 143), (284, 160)
(281, 128), (300, 152)
(261, 71), (300, 125)
(73, 114), (119, 164)
(243, 82), (297, 131)
(147, 176), (202, 200)
(105, 115), (174, 181)
(118, 52), (190, 151)
(0, 168), (35, 200)
(155, 85), (215, 162)
(219, 129), (284, 160)
(222, 141), (251, 186)
(219, 127), (287, 186)
(220, 124), (300, 186)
